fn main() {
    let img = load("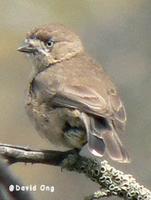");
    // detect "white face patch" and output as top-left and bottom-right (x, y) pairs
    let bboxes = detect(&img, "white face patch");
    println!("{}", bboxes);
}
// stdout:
(24, 38), (50, 74)
(38, 48), (49, 56)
